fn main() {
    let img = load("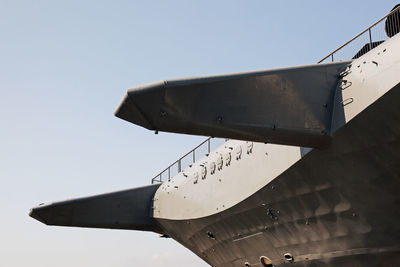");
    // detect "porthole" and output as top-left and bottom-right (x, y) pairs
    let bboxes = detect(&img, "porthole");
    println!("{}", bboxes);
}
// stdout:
(210, 162), (216, 174)
(225, 152), (231, 166)
(192, 172), (198, 184)
(260, 256), (274, 267)
(201, 165), (207, 180)
(244, 262), (251, 267)
(216, 154), (223, 170)
(236, 146), (242, 160)
(247, 142), (253, 154)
